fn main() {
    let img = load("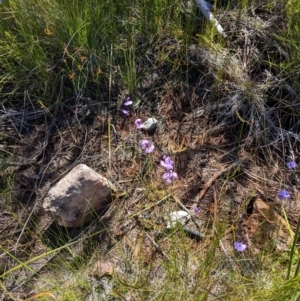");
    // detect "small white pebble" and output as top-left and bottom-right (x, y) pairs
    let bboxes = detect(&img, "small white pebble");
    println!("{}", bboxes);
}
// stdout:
(140, 117), (158, 131)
